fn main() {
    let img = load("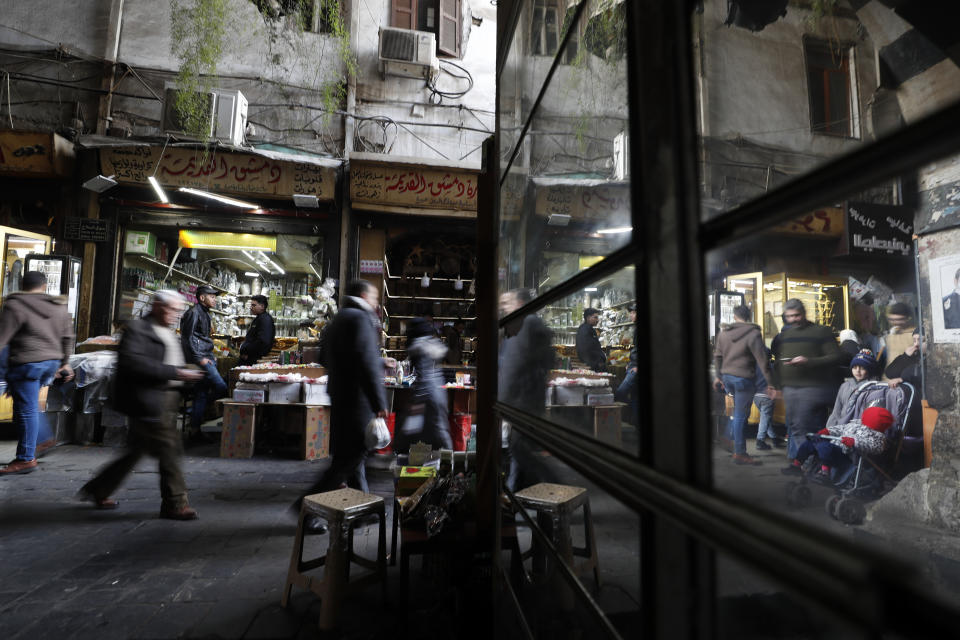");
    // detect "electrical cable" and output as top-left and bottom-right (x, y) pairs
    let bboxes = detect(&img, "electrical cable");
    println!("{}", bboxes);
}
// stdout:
(426, 59), (474, 105)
